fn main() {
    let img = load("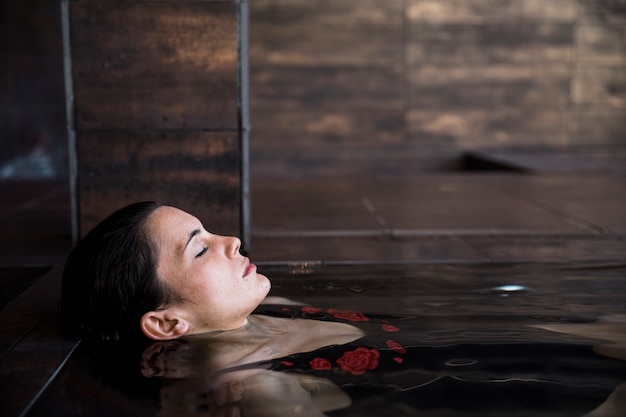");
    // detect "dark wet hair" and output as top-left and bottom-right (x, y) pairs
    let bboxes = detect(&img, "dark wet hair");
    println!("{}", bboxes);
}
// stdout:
(61, 201), (177, 344)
